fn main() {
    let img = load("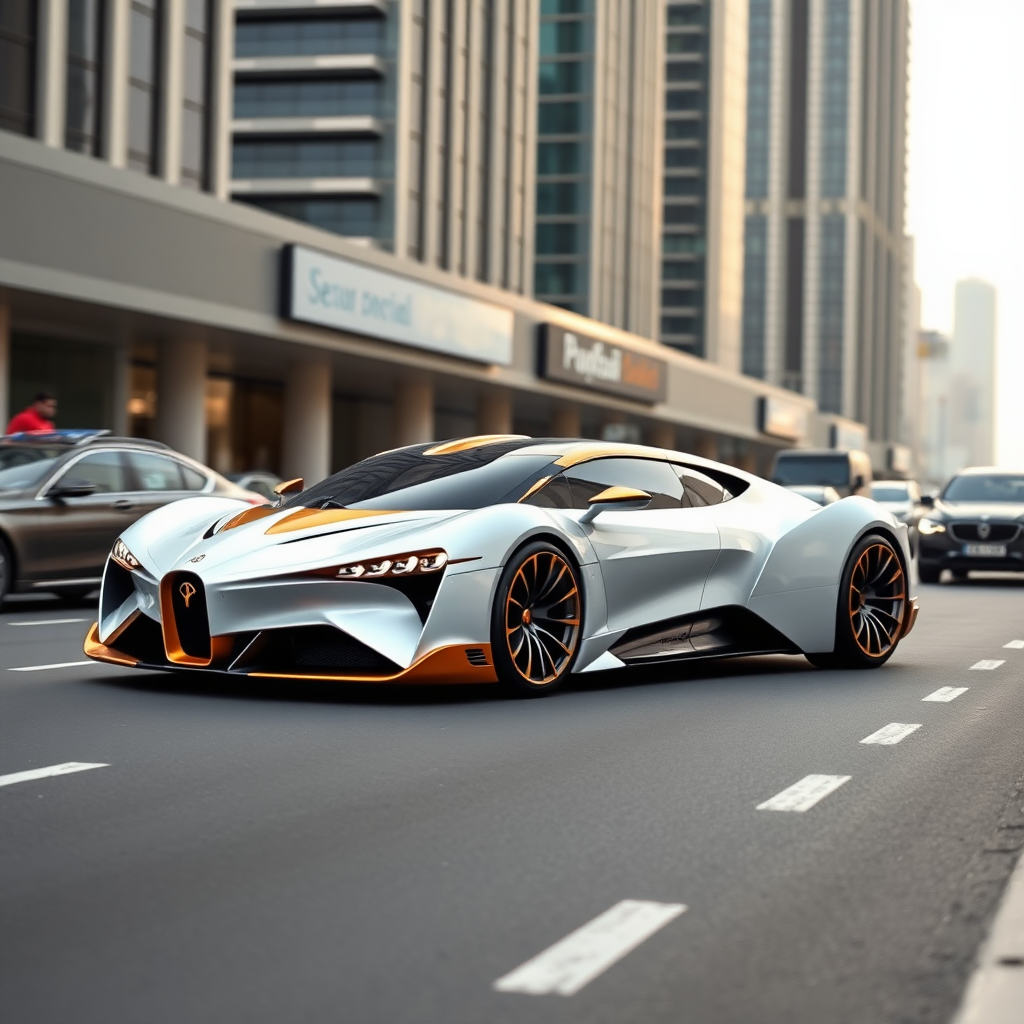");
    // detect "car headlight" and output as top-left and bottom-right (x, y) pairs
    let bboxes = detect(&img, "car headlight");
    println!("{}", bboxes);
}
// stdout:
(111, 538), (140, 571)
(918, 517), (946, 535)
(336, 550), (448, 579)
